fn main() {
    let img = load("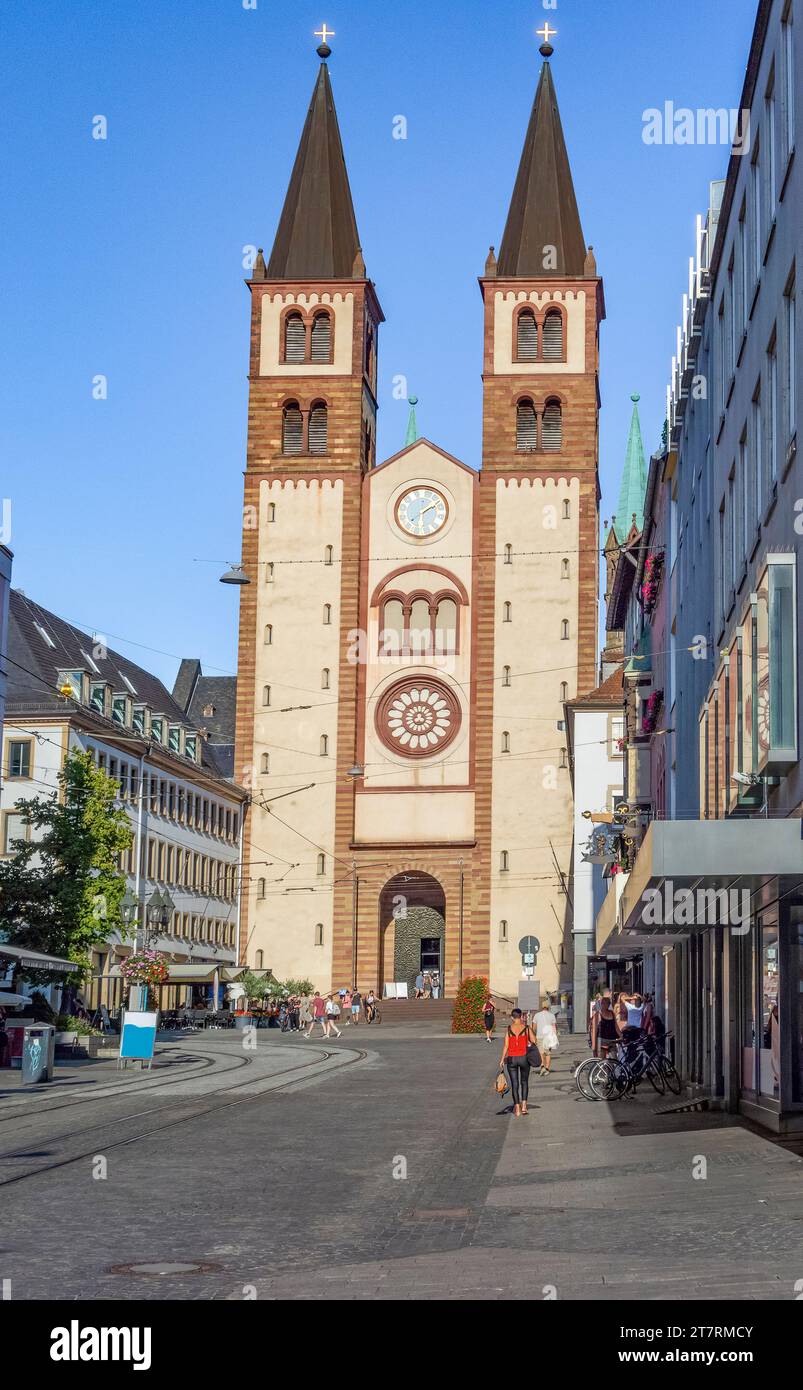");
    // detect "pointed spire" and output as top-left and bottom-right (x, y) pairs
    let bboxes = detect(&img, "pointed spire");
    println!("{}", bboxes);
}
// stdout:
(405, 396), (419, 446)
(497, 59), (586, 277)
(617, 394), (648, 536)
(267, 54), (361, 280)
(252, 248), (267, 281)
(485, 245), (498, 277)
